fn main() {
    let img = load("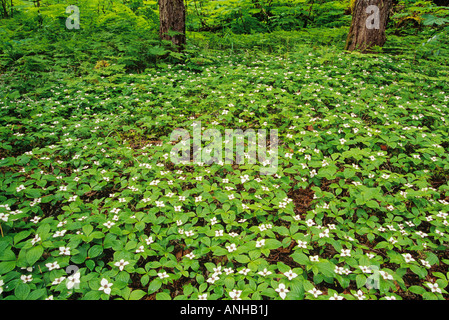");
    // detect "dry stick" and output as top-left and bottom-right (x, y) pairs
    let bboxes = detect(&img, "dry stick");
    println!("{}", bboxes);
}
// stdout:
(0, 223), (3, 237)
